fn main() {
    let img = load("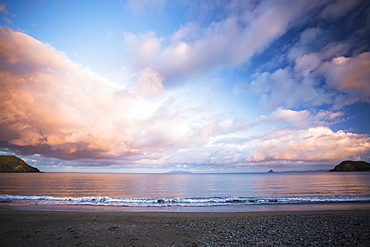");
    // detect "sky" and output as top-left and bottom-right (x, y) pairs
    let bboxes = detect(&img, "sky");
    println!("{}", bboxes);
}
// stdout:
(0, 0), (369, 173)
